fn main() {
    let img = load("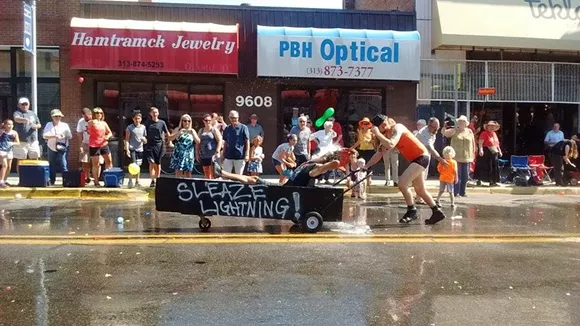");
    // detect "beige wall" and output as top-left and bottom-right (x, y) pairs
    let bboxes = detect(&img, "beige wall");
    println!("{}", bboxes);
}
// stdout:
(433, 0), (580, 51)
